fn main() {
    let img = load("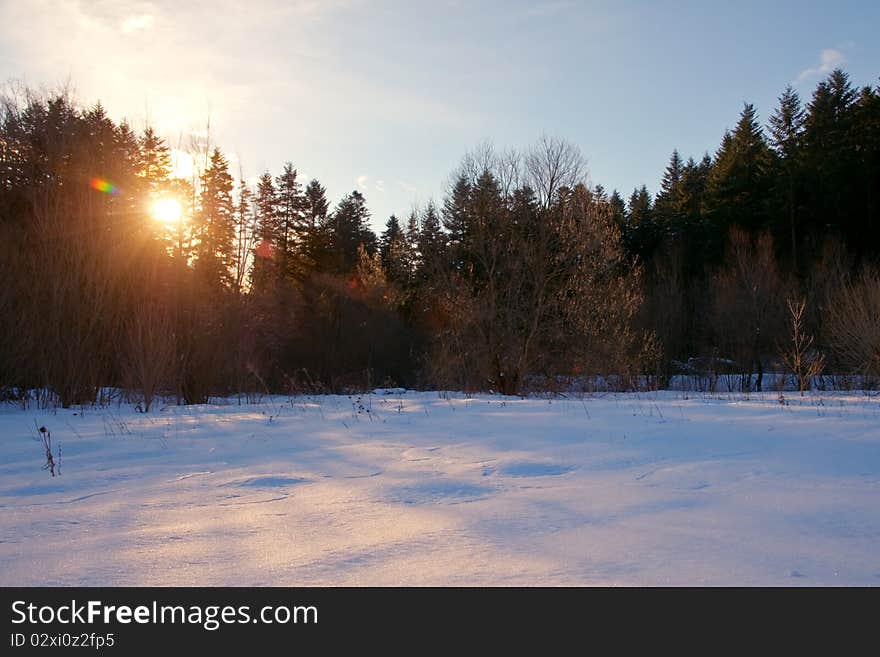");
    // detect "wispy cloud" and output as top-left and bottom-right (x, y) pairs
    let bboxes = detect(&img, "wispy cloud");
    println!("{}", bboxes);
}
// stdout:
(356, 175), (386, 194)
(120, 13), (154, 34)
(795, 48), (845, 84)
